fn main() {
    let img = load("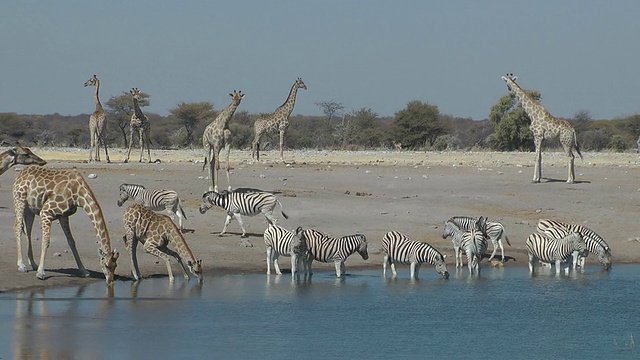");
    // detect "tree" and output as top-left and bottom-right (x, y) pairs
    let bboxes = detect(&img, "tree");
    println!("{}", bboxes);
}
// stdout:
(345, 107), (381, 148)
(315, 100), (344, 126)
(487, 91), (540, 151)
(391, 101), (449, 149)
(169, 101), (215, 147)
(106, 91), (150, 147)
